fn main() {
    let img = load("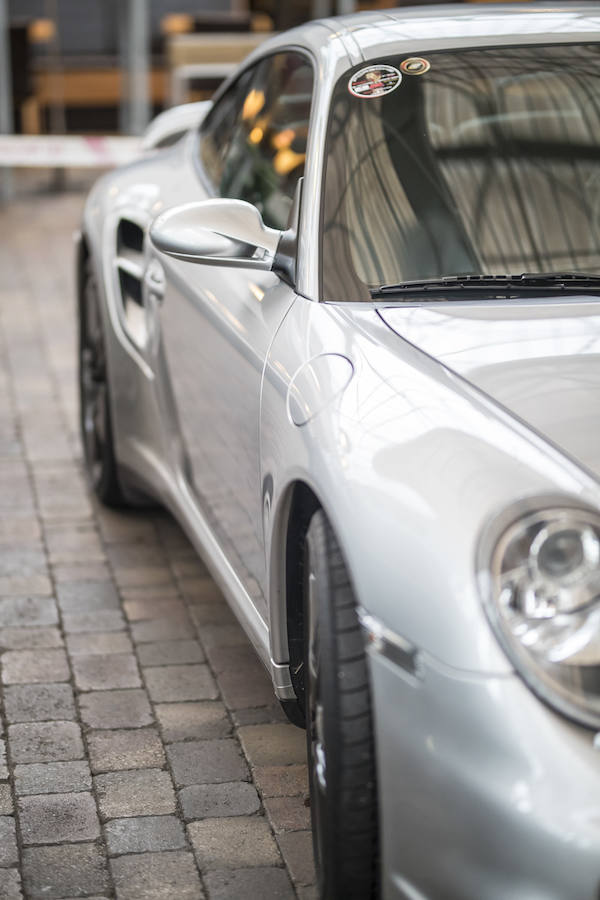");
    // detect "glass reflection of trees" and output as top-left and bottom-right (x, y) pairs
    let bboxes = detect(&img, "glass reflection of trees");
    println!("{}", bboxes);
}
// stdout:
(322, 45), (600, 301)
